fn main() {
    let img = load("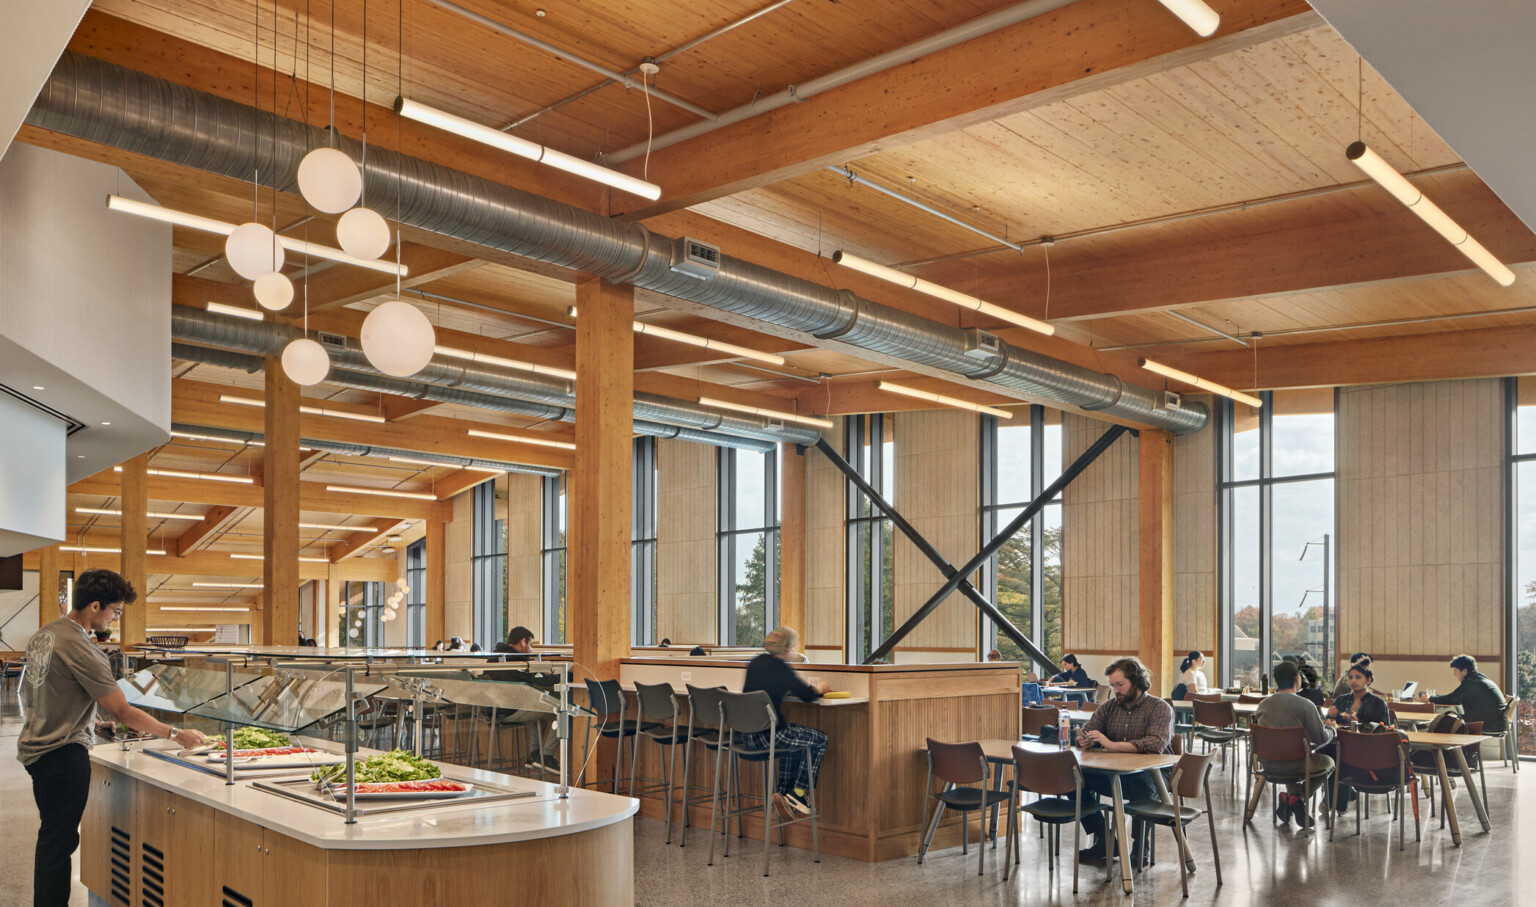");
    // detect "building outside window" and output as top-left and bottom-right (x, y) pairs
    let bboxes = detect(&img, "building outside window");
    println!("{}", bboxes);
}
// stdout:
(405, 538), (426, 647)
(845, 414), (894, 663)
(542, 473), (568, 644)
(979, 407), (1063, 667)
(718, 445), (779, 648)
(1219, 389), (1336, 688)
(471, 478), (506, 649)
(633, 437), (658, 645)
(1506, 377), (1536, 757)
